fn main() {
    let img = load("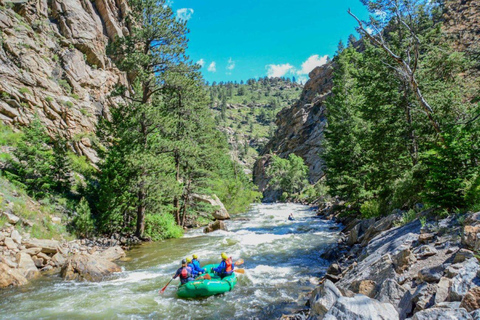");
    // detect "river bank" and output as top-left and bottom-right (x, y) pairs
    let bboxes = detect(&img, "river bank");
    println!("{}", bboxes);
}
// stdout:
(290, 207), (480, 320)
